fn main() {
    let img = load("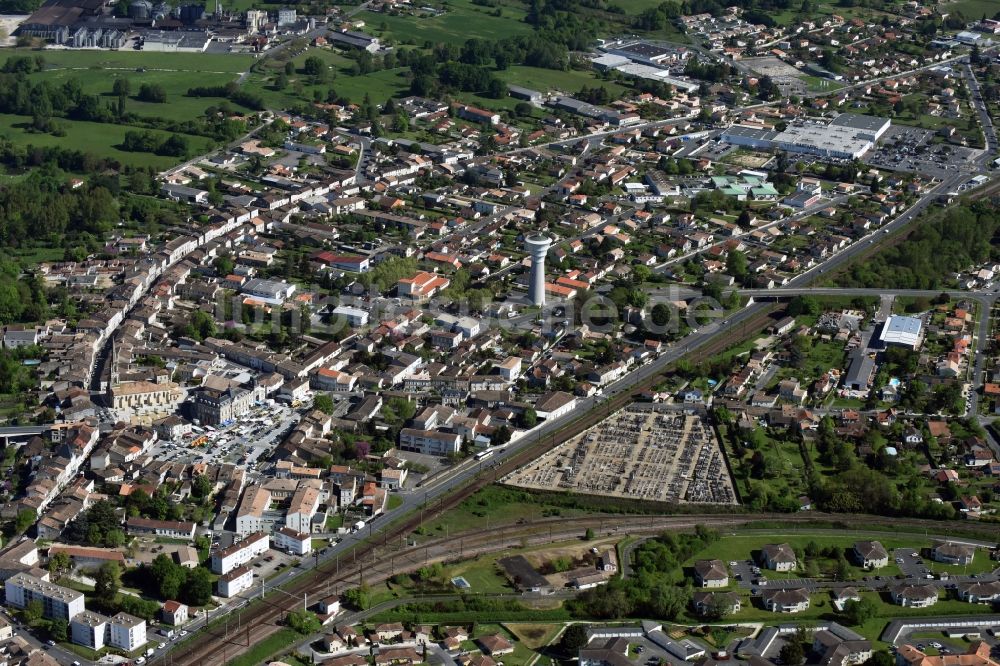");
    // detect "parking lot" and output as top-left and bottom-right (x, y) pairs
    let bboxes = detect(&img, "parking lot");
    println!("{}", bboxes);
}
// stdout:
(894, 547), (932, 579)
(865, 126), (976, 177)
(146, 399), (298, 470)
